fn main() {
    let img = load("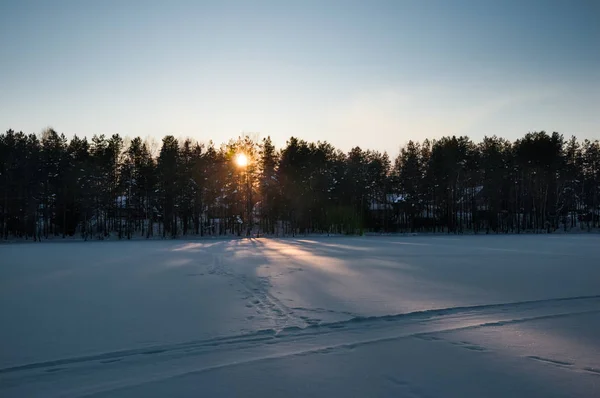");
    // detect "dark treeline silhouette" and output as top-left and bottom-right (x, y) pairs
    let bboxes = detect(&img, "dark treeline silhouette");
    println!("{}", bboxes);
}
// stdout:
(1, 129), (599, 240)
